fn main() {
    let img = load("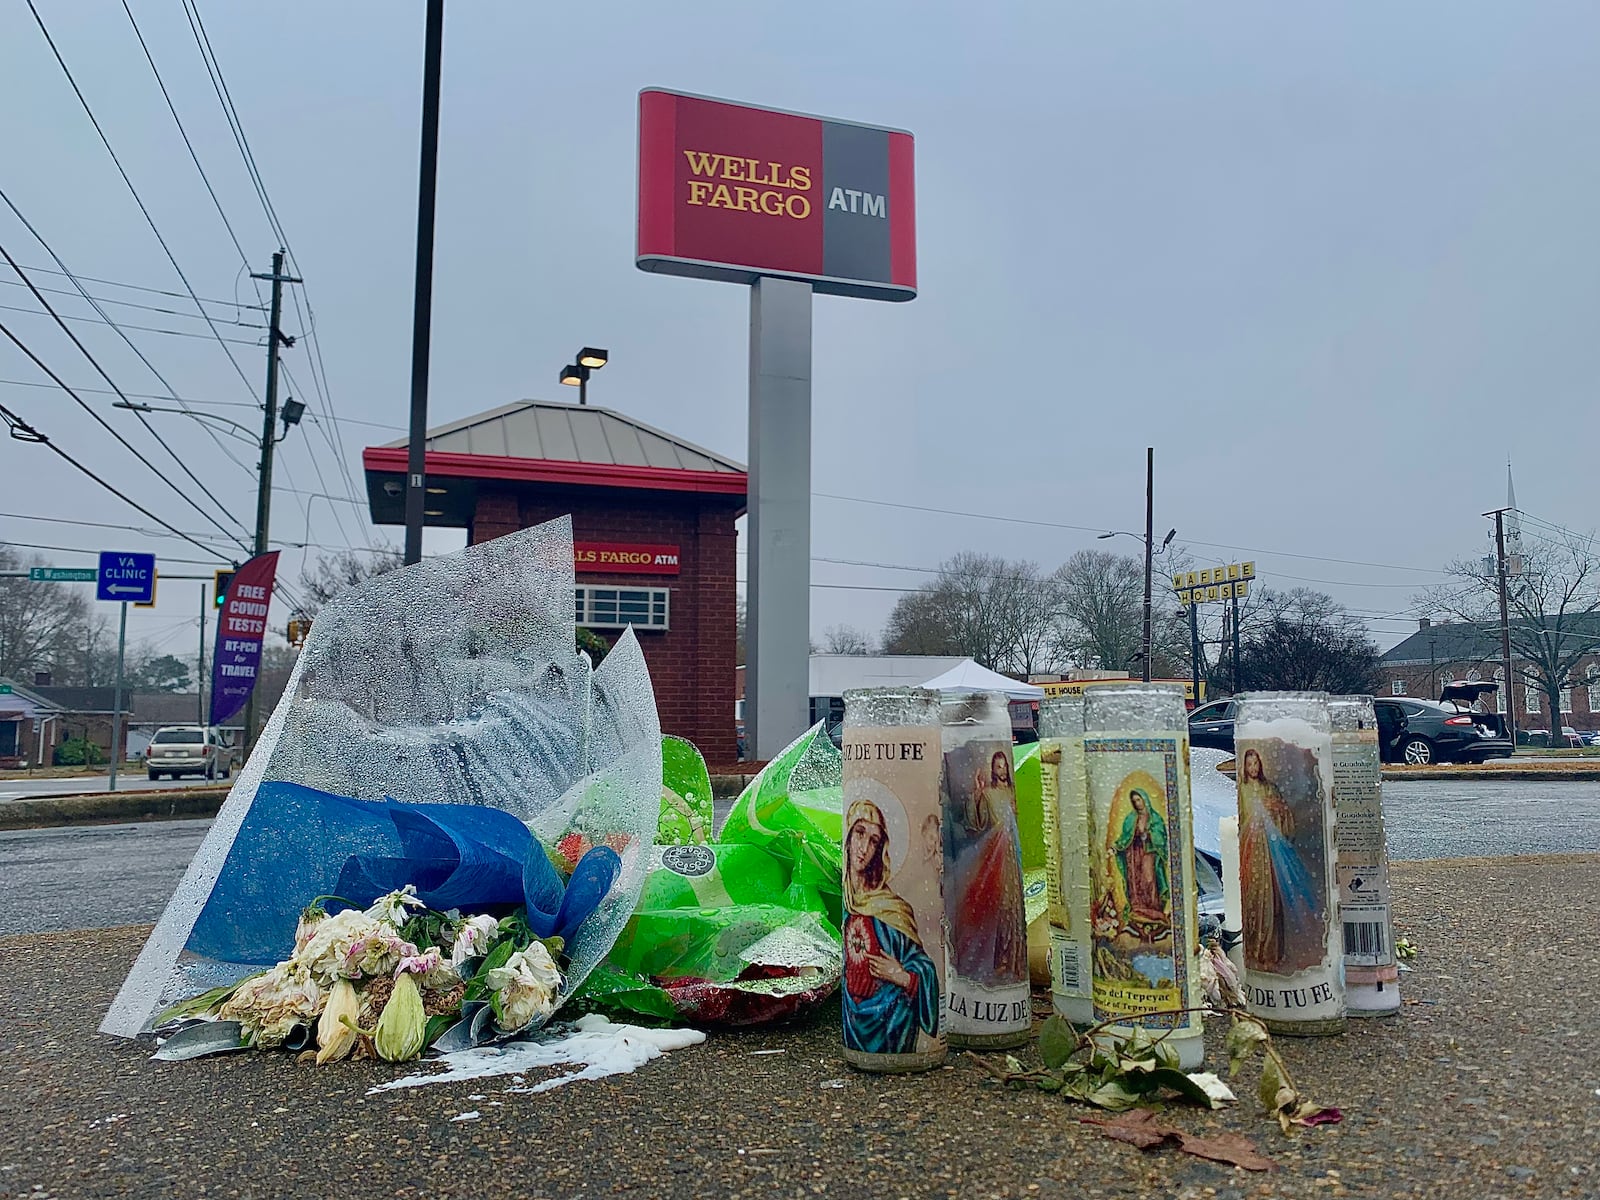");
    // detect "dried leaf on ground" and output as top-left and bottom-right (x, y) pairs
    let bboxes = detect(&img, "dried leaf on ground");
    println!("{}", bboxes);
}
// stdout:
(1079, 1110), (1275, 1172)
(1226, 1016), (1270, 1079)
(1038, 1015), (1076, 1070)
